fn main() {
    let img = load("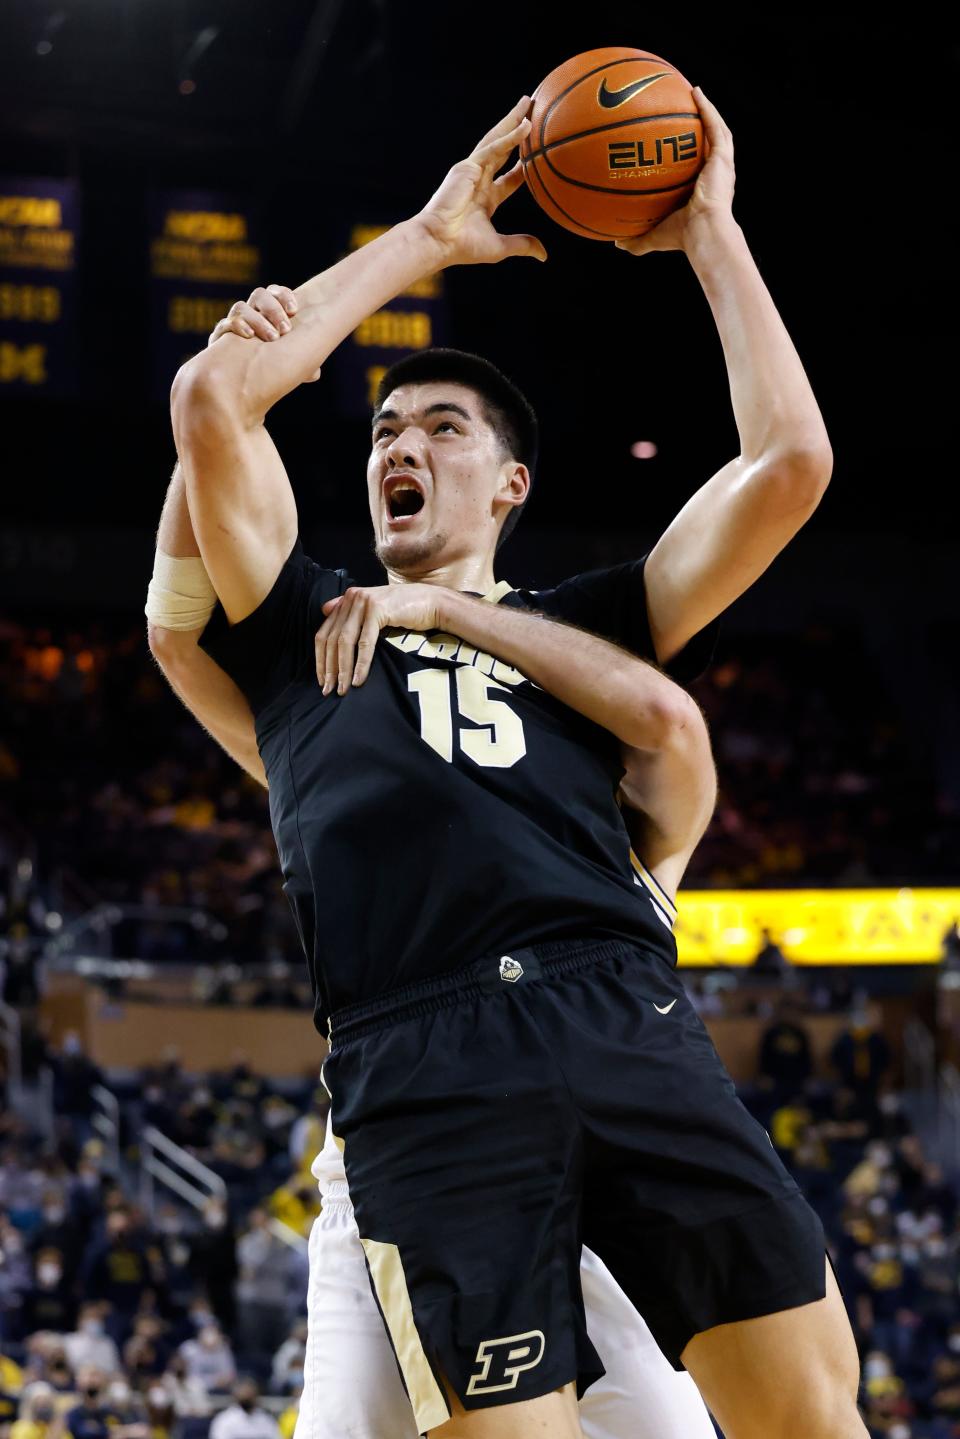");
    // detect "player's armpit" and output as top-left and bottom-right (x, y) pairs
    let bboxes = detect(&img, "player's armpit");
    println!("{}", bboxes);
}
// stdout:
(171, 353), (298, 625)
(618, 704), (717, 900)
